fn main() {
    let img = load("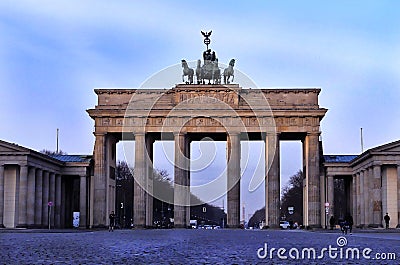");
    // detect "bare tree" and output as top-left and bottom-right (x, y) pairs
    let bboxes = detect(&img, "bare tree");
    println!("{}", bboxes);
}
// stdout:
(248, 170), (304, 228)
(41, 149), (67, 155)
(280, 170), (303, 225)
